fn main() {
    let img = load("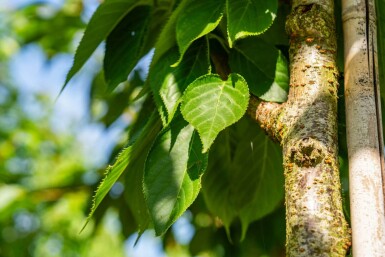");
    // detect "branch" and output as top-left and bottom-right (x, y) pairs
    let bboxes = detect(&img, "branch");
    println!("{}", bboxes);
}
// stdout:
(247, 96), (283, 143)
